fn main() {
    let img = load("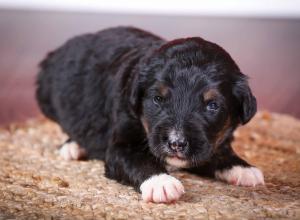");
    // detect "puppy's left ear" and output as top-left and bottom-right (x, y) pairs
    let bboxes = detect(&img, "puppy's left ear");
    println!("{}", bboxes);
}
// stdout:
(233, 77), (257, 125)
